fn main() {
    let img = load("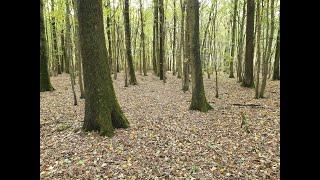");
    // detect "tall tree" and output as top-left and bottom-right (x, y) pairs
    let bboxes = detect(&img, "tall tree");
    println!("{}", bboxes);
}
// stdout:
(40, 0), (54, 92)
(139, 0), (147, 76)
(78, 0), (129, 136)
(123, 0), (138, 85)
(186, 0), (212, 112)
(159, 0), (165, 80)
(272, 28), (280, 80)
(65, 0), (77, 105)
(229, 0), (238, 78)
(242, 0), (255, 87)
(50, 0), (61, 75)
(152, 0), (159, 75)
(181, 0), (189, 91)
(172, 0), (177, 76)
(236, 0), (246, 82)
(72, 0), (85, 99)
(259, 0), (275, 97)
(255, 0), (262, 99)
